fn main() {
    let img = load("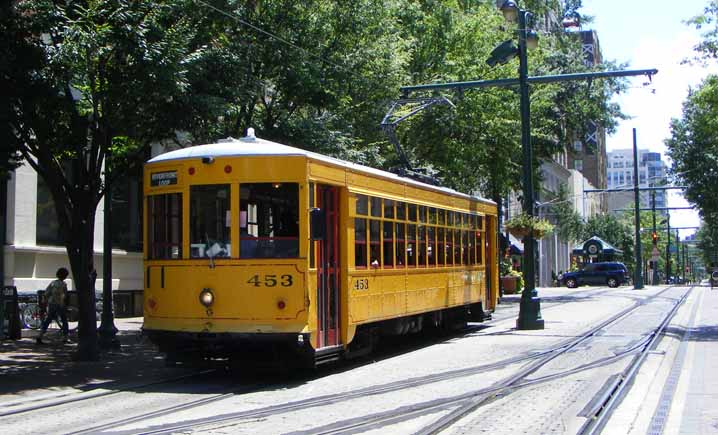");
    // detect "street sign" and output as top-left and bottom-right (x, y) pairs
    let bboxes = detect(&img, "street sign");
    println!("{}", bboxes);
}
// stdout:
(651, 247), (660, 262)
